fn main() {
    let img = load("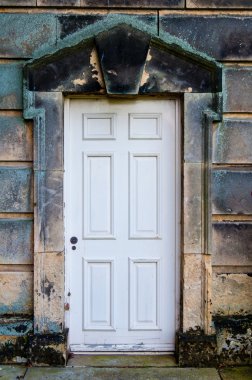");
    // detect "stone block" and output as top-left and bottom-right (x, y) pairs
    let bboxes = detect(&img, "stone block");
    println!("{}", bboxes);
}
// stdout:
(0, 219), (33, 265)
(0, 167), (33, 213)
(34, 92), (63, 171)
(212, 223), (252, 266)
(220, 366), (252, 379)
(0, 331), (67, 365)
(0, 0), (35, 4)
(80, 0), (184, 7)
(212, 170), (252, 215)
(184, 93), (213, 163)
(212, 273), (252, 316)
(139, 44), (216, 94)
(67, 355), (177, 367)
(57, 13), (157, 40)
(0, 317), (33, 336)
(223, 68), (252, 112)
(0, 364), (27, 377)
(183, 254), (202, 330)
(160, 15), (252, 61)
(34, 252), (64, 334)
(214, 315), (252, 366)
(96, 25), (150, 94)
(34, 170), (64, 253)
(0, 116), (32, 161)
(213, 119), (252, 164)
(28, 42), (104, 94)
(0, 14), (56, 58)
(176, 330), (217, 367)
(28, 331), (67, 365)
(0, 335), (29, 364)
(0, 272), (33, 315)
(38, 0), (80, 5)
(187, 0), (252, 7)
(184, 164), (203, 254)
(0, 64), (23, 109)
(25, 367), (221, 378)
